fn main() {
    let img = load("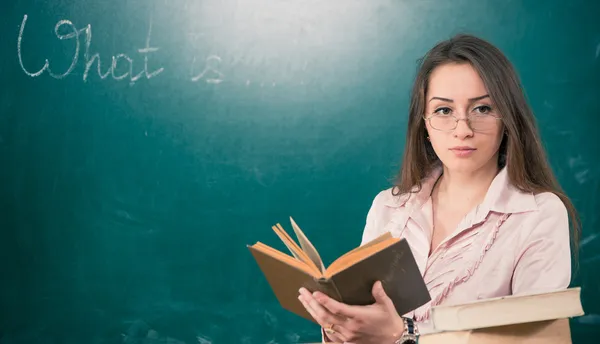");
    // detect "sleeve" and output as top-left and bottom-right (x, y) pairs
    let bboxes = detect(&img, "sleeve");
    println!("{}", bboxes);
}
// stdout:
(511, 192), (572, 295)
(360, 190), (387, 246)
